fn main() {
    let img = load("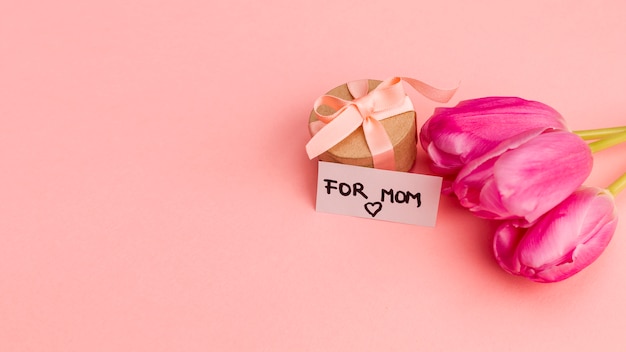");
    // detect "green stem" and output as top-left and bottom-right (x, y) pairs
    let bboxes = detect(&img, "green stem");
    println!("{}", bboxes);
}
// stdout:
(574, 126), (626, 140)
(607, 172), (626, 197)
(587, 130), (626, 153)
